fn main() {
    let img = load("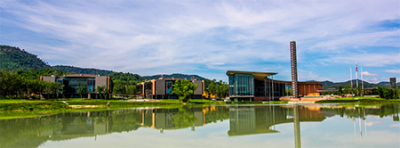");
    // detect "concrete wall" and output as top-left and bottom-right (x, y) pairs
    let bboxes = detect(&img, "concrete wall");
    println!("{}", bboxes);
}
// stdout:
(95, 76), (108, 89)
(156, 80), (166, 95)
(193, 80), (203, 95)
(42, 76), (55, 82)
